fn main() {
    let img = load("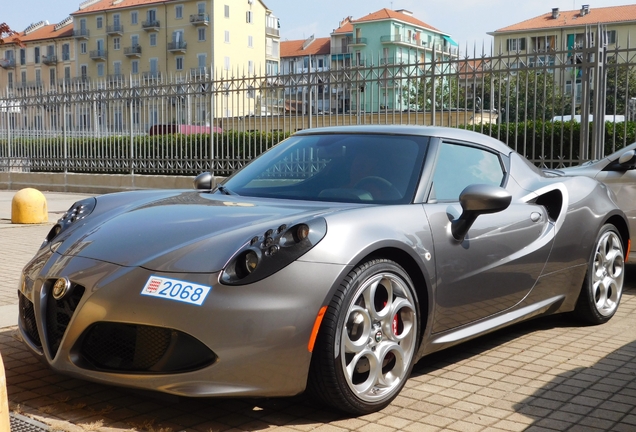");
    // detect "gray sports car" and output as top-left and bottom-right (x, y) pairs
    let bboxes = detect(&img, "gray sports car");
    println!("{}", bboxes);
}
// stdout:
(18, 125), (629, 415)
(550, 142), (636, 261)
